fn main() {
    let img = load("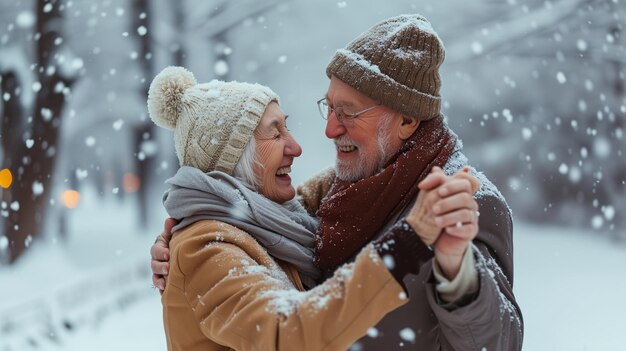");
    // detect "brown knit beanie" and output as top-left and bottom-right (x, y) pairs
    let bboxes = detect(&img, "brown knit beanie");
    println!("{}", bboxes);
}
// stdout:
(147, 66), (279, 174)
(326, 14), (445, 121)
